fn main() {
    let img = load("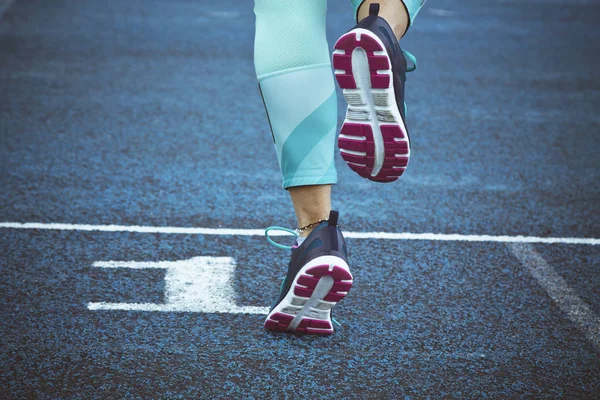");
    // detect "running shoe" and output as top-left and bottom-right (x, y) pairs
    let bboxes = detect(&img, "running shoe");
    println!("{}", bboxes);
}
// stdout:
(333, 3), (417, 183)
(264, 210), (353, 335)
